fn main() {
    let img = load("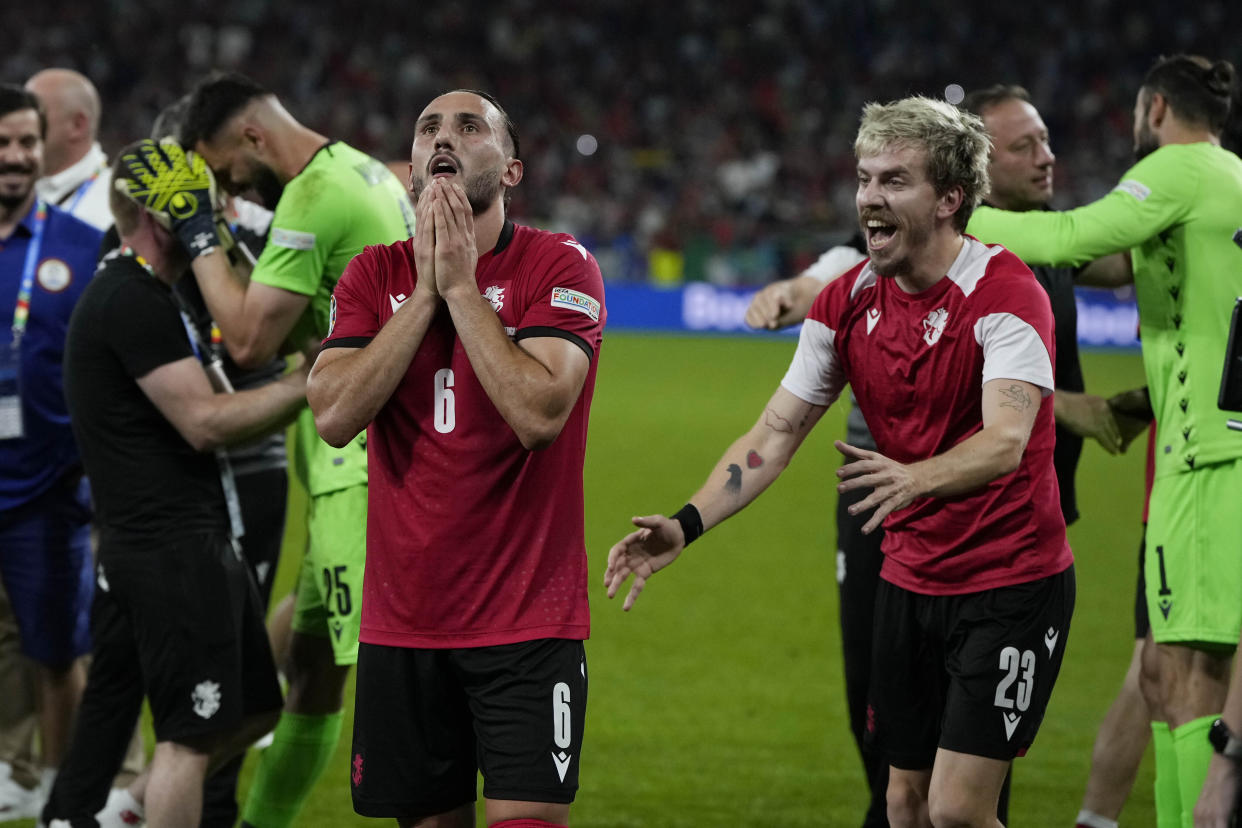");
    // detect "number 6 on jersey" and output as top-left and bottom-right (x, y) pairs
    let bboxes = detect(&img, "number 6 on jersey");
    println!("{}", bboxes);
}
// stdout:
(434, 368), (455, 433)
